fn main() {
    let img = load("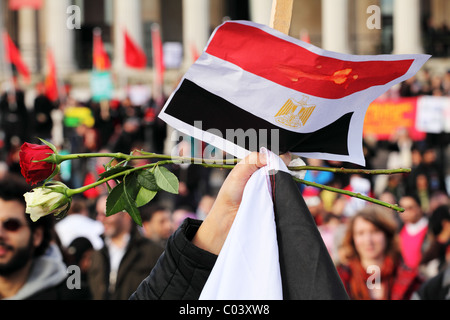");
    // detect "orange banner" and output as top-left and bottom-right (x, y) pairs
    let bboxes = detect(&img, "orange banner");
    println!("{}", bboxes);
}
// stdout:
(363, 97), (426, 141)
